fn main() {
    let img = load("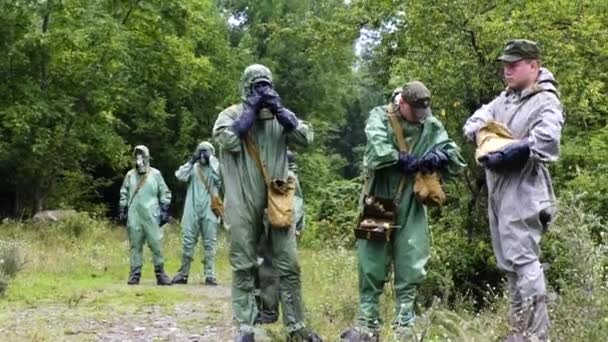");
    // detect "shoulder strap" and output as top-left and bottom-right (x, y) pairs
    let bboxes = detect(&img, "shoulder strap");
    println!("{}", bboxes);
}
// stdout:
(387, 104), (409, 153)
(128, 172), (149, 208)
(243, 134), (272, 188)
(385, 104), (408, 204)
(196, 164), (213, 196)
